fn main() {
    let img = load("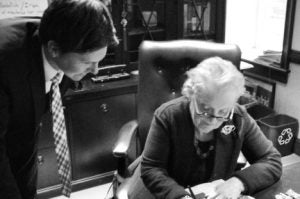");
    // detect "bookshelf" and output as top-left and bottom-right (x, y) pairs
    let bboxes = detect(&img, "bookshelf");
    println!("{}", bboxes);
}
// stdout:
(104, 0), (167, 69)
(177, 0), (225, 42)
(100, 0), (226, 70)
